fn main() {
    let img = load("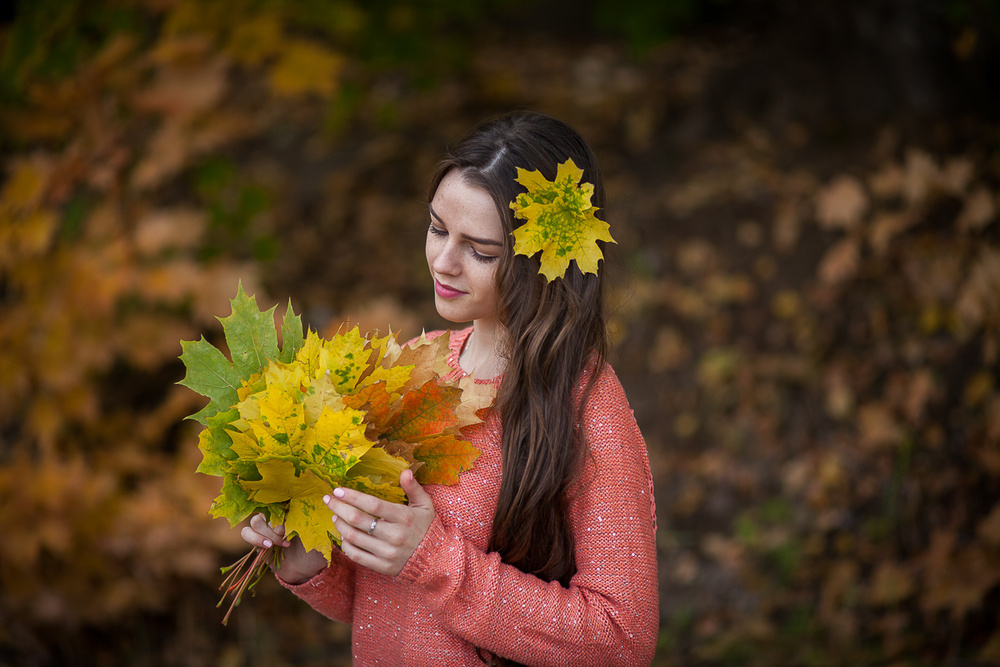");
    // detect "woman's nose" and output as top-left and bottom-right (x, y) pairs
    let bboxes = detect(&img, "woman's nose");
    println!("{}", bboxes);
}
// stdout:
(432, 240), (460, 275)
